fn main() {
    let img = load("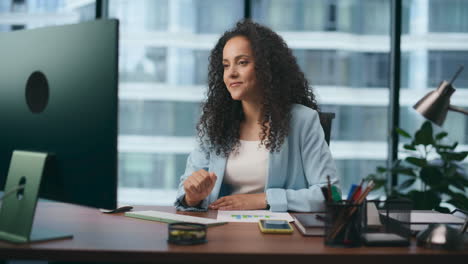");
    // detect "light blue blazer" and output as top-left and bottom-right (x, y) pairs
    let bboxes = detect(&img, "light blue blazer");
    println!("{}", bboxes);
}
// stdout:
(174, 104), (339, 212)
